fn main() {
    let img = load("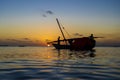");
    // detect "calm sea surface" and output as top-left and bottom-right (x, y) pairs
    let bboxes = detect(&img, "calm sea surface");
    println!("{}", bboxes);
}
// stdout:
(0, 47), (120, 80)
